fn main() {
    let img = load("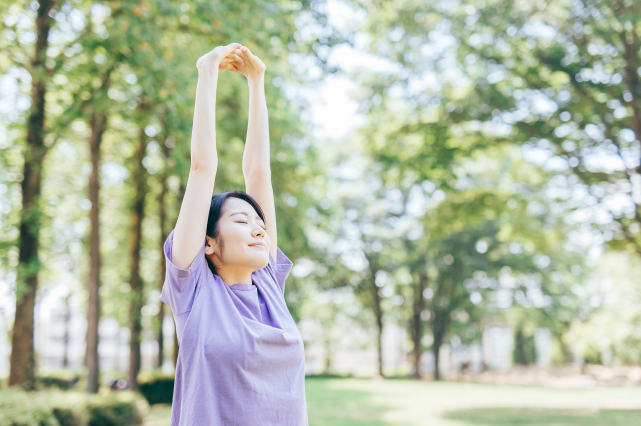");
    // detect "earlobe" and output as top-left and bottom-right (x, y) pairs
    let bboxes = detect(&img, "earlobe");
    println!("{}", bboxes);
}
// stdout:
(204, 236), (215, 256)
